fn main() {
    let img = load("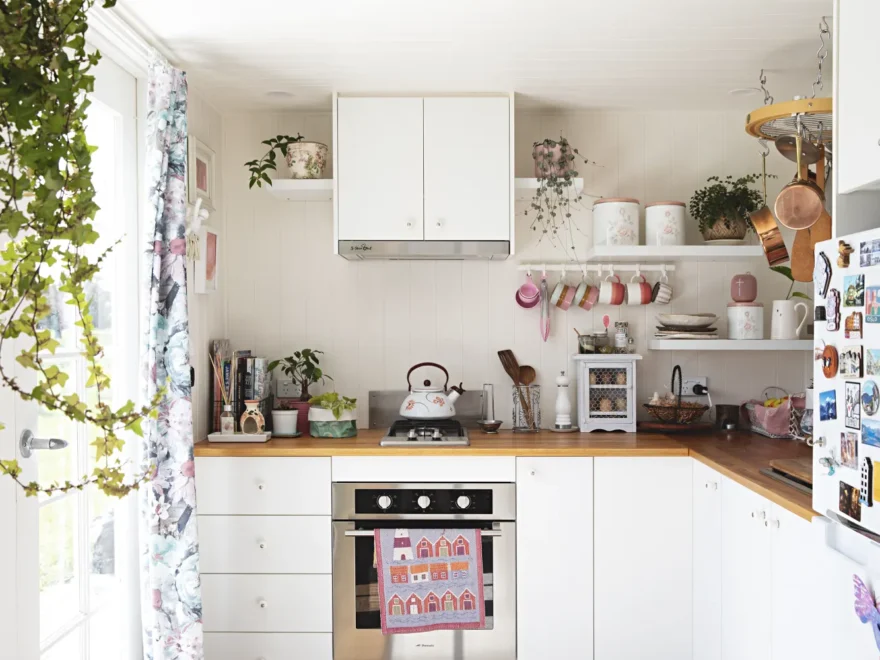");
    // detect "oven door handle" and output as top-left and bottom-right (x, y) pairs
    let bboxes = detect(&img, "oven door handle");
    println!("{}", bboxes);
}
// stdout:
(343, 530), (502, 538)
